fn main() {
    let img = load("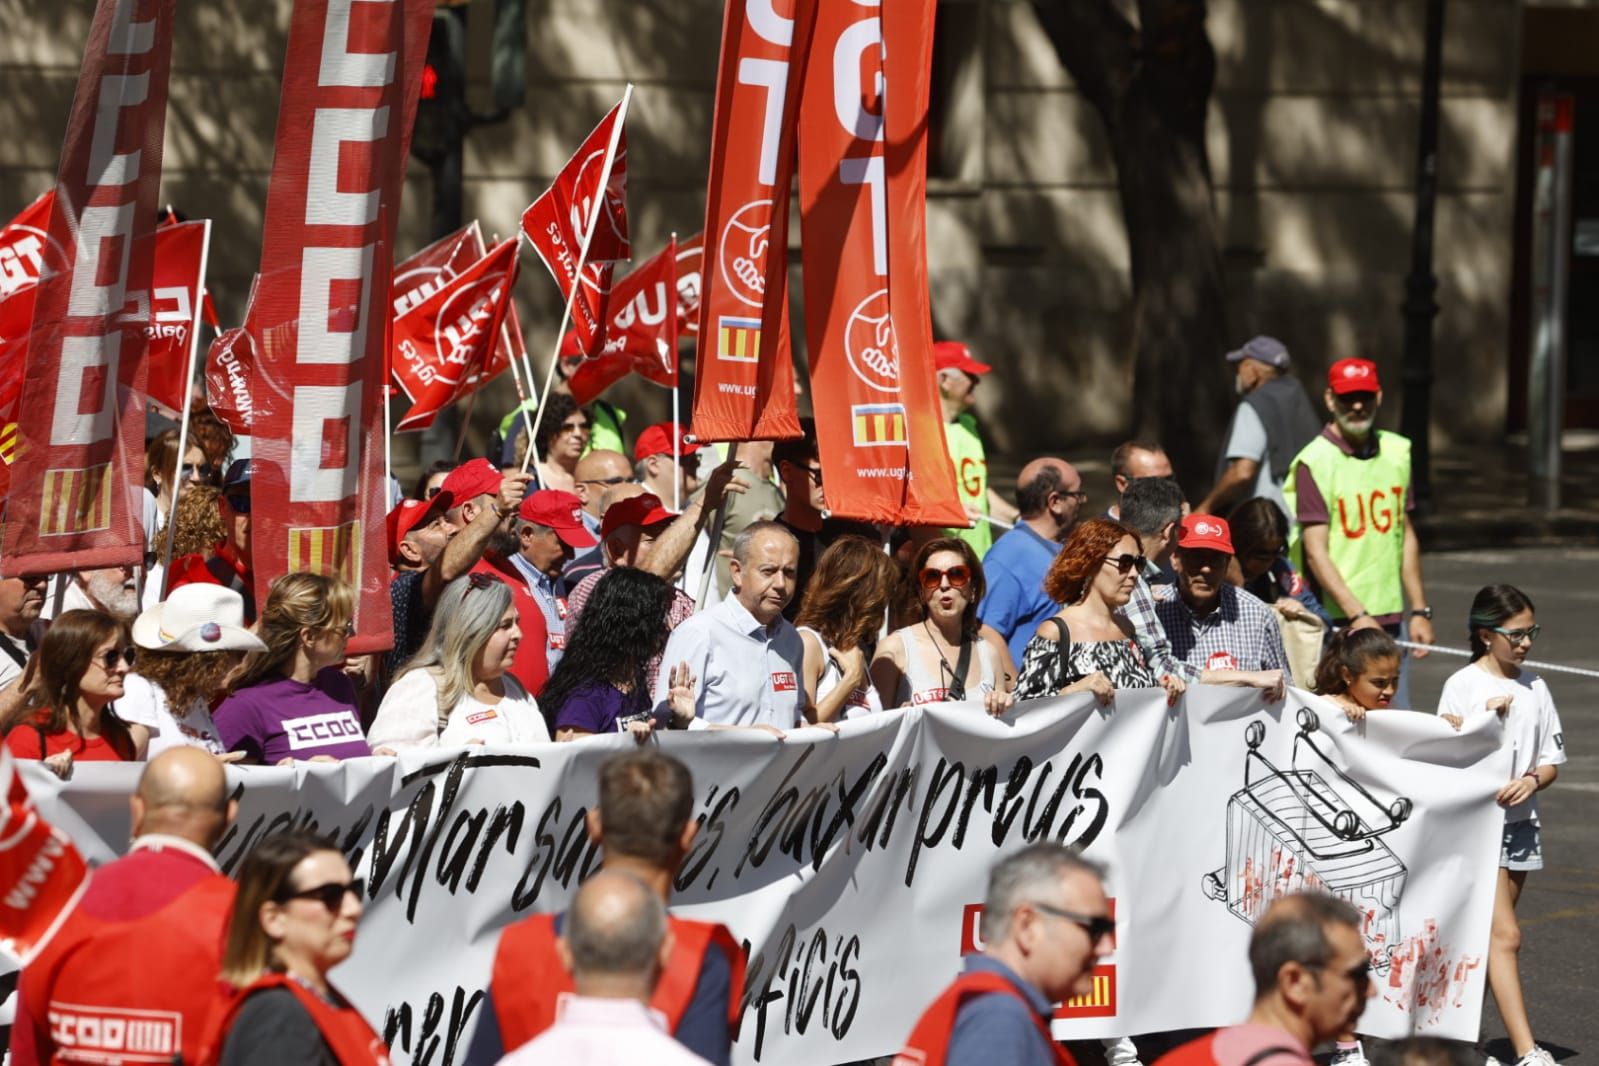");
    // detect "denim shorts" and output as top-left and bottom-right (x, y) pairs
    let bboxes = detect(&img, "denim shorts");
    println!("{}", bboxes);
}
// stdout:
(1501, 819), (1543, 871)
